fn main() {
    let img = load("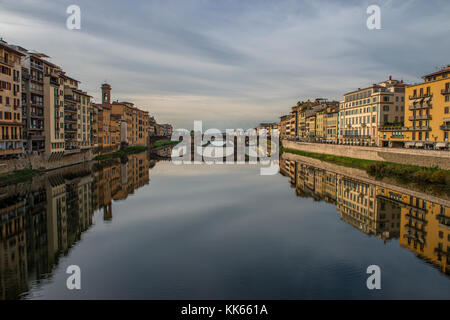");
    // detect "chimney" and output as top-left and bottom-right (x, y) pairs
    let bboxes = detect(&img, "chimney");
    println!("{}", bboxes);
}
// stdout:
(389, 75), (392, 80)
